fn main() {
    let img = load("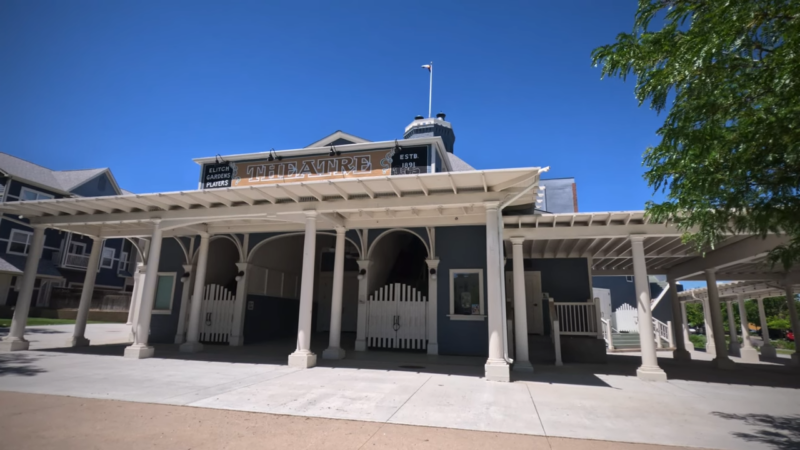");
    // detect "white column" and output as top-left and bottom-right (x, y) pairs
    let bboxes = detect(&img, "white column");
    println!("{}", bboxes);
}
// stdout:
(124, 222), (164, 359)
(681, 301), (692, 351)
(126, 268), (138, 326)
(510, 237), (533, 372)
(0, 226), (46, 352)
(354, 259), (370, 351)
(323, 228), (347, 360)
(668, 278), (690, 360)
(230, 261), (250, 347)
(704, 269), (735, 369)
(180, 233), (209, 353)
(783, 280), (799, 366)
(128, 264), (146, 341)
(174, 264), (193, 344)
(757, 297), (777, 358)
(289, 211), (318, 369)
(68, 236), (103, 347)
(630, 235), (666, 381)
(726, 300), (740, 357)
(425, 258), (439, 355)
(737, 295), (759, 362)
(484, 202), (510, 382)
(702, 297), (716, 356)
